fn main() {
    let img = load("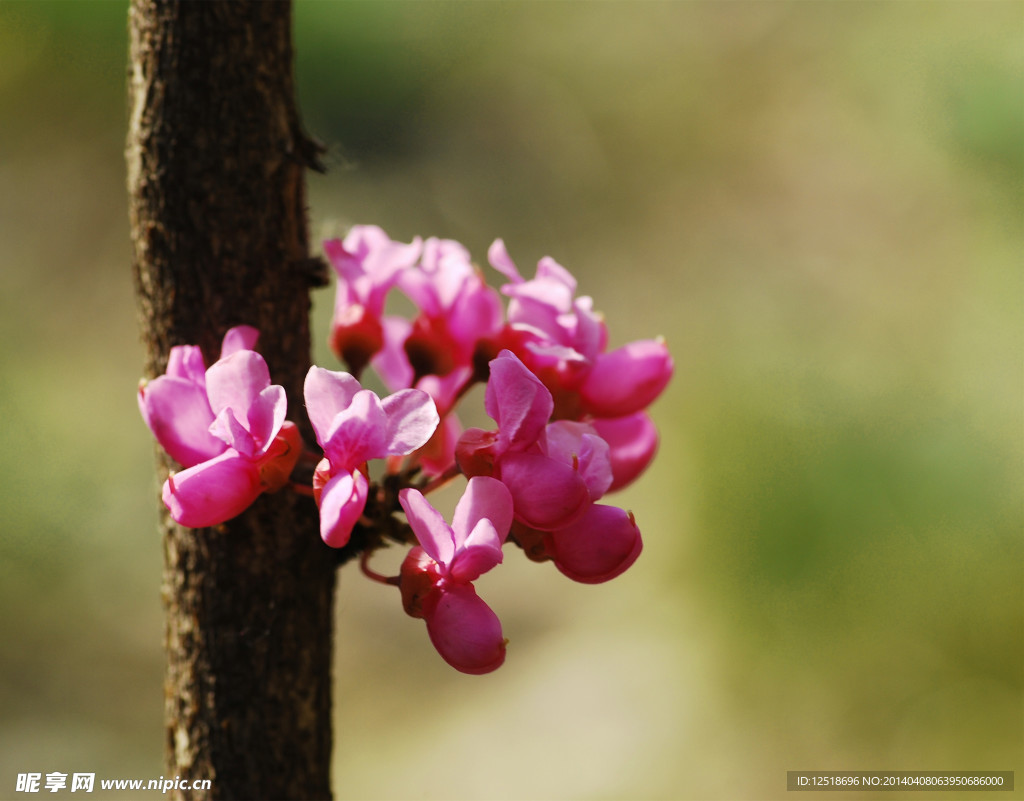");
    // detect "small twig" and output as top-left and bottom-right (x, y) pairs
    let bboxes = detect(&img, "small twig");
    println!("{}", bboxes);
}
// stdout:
(289, 481), (316, 498)
(360, 548), (399, 586)
(419, 463), (463, 495)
